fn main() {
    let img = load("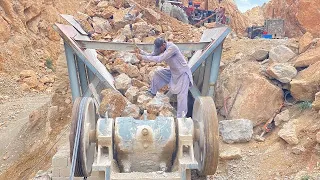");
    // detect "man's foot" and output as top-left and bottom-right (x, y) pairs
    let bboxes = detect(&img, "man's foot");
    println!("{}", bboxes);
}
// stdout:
(146, 89), (156, 97)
